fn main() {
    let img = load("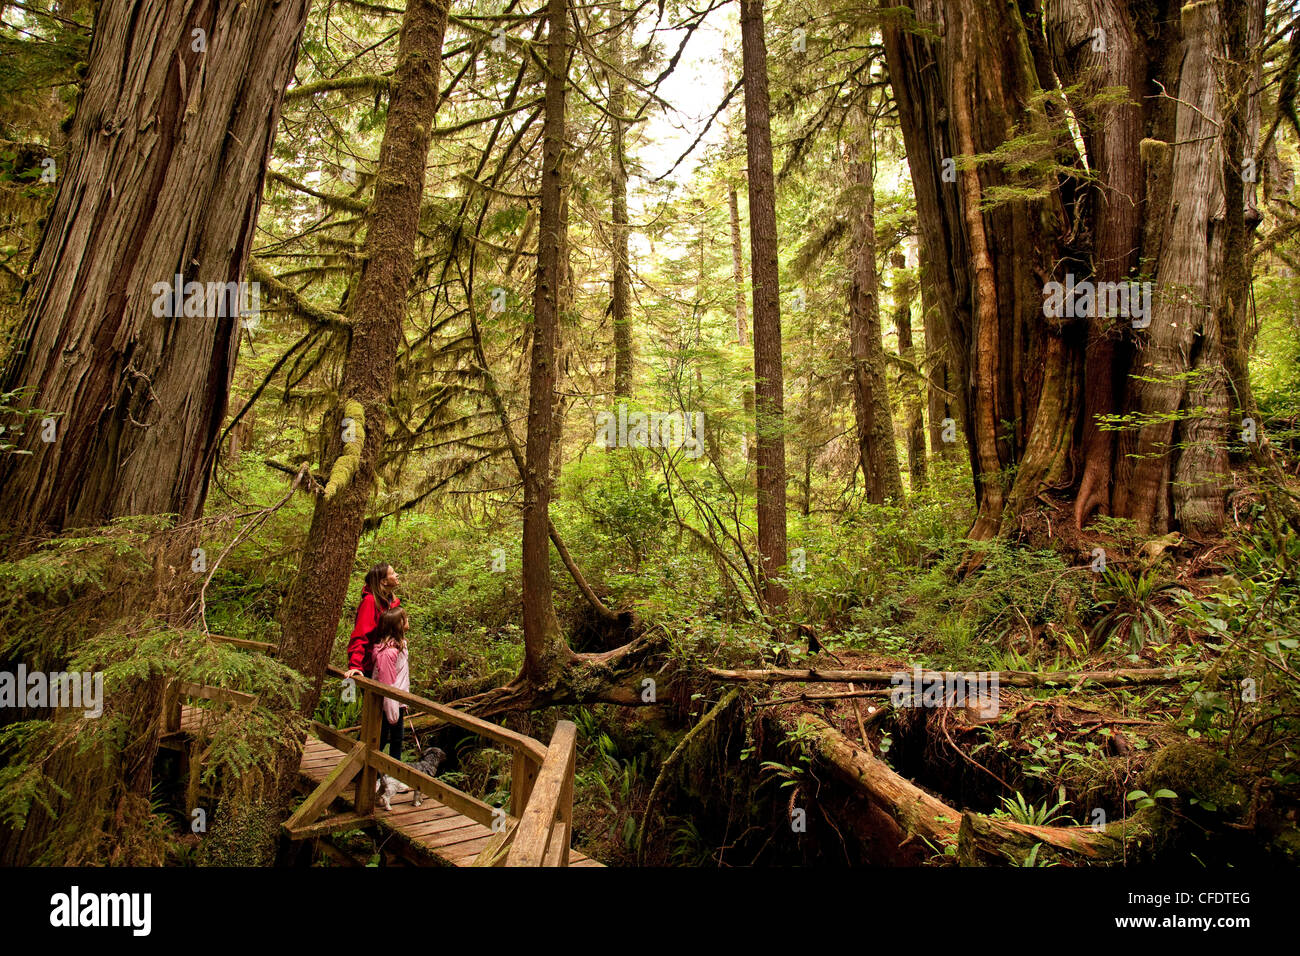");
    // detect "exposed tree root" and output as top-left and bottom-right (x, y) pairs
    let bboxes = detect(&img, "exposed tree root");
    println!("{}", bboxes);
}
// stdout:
(443, 633), (668, 719)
